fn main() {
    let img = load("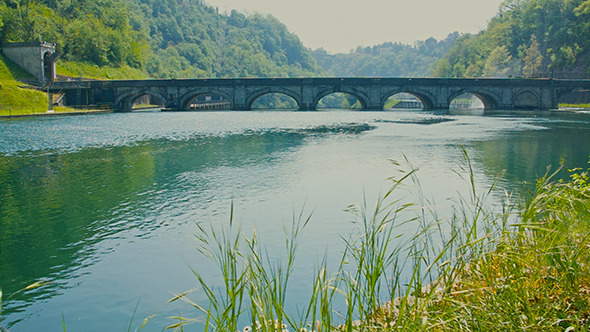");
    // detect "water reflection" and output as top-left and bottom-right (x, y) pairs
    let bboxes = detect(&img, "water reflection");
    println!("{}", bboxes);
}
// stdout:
(474, 111), (590, 186)
(0, 123), (374, 325)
